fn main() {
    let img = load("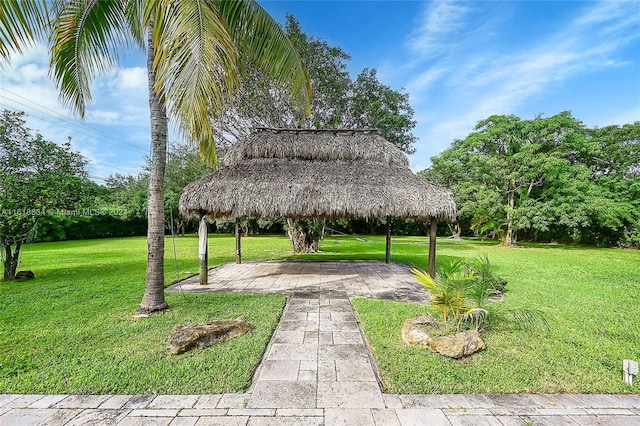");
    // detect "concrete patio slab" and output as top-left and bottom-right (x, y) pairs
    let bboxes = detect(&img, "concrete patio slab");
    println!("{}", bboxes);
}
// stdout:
(394, 408), (451, 426)
(247, 417), (323, 426)
(371, 408), (402, 425)
(316, 381), (385, 408)
(2, 395), (44, 409)
(0, 408), (53, 426)
(166, 261), (429, 303)
(53, 395), (110, 409)
(324, 408), (376, 425)
(148, 395), (198, 409)
(258, 360), (301, 381)
(64, 408), (128, 425)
